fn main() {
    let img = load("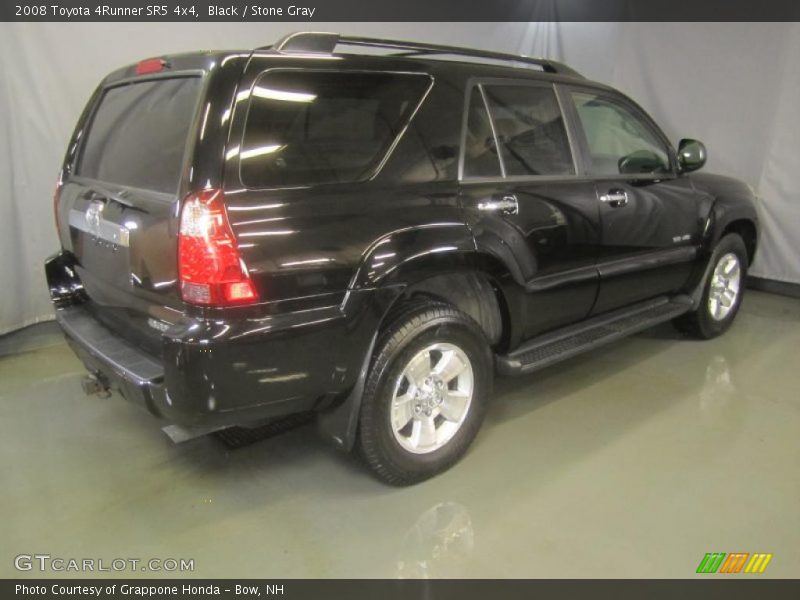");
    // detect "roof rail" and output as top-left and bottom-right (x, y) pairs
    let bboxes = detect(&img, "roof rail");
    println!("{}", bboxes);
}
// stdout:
(264, 32), (583, 79)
